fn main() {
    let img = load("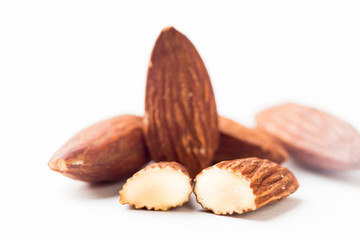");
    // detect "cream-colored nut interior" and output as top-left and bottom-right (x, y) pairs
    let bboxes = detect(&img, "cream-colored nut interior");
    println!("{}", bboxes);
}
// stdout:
(120, 167), (192, 210)
(194, 167), (256, 214)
